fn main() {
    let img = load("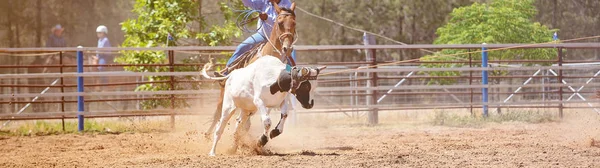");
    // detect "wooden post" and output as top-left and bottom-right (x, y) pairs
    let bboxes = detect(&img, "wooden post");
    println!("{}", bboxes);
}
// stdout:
(364, 33), (378, 125)
(169, 50), (176, 129)
(558, 47), (563, 118)
(60, 51), (65, 131)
